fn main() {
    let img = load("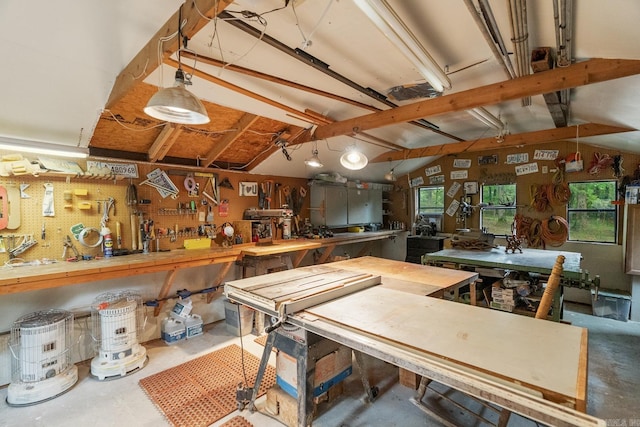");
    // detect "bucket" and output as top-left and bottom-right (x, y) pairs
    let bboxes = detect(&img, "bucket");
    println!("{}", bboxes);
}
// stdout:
(161, 317), (186, 345)
(185, 314), (204, 339)
(224, 299), (254, 336)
